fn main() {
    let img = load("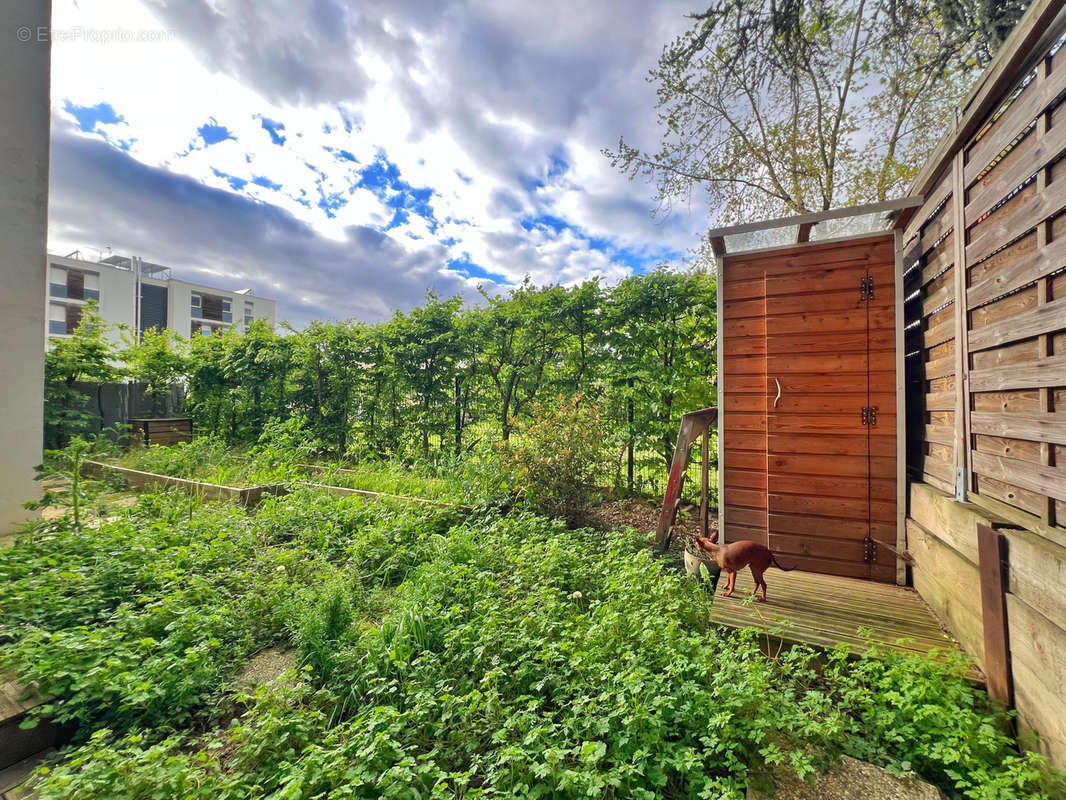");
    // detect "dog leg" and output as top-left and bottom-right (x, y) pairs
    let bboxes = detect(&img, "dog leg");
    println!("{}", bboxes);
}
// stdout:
(750, 566), (768, 602)
(722, 570), (736, 597)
